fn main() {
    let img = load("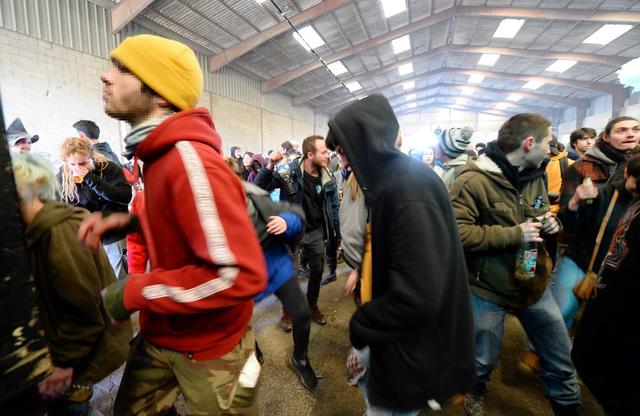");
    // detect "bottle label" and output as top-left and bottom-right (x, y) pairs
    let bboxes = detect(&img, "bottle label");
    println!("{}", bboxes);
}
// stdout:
(523, 248), (538, 275)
